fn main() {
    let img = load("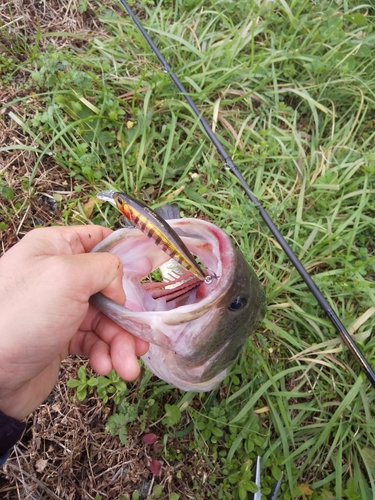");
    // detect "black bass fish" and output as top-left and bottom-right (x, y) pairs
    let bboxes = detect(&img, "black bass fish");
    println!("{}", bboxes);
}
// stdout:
(91, 212), (265, 391)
